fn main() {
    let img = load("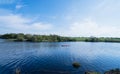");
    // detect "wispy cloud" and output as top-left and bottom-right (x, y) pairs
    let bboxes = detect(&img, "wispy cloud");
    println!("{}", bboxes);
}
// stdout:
(0, 10), (53, 34)
(68, 18), (120, 37)
(15, 0), (27, 10)
(15, 4), (25, 9)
